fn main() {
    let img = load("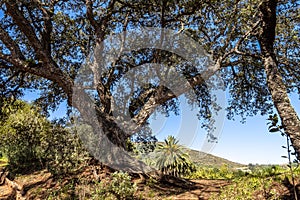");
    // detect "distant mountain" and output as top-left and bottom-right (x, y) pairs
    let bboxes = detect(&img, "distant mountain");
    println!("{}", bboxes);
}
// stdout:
(183, 147), (245, 168)
(153, 141), (245, 168)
